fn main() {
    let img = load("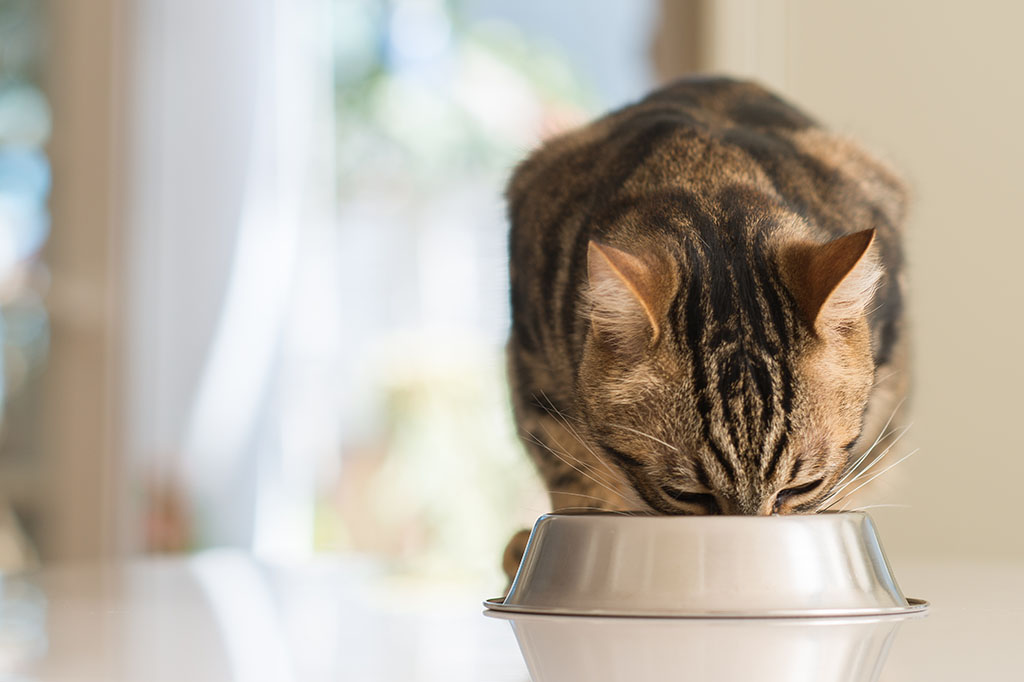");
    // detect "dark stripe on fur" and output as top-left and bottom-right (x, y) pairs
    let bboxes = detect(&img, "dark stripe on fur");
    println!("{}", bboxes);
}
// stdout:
(601, 445), (646, 469)
(764, 429), (789, 481)
(683, 245), (739, 482)
(693, 459), (712, 489)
